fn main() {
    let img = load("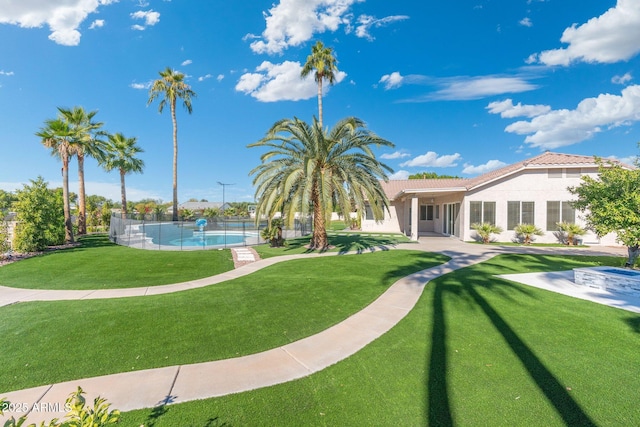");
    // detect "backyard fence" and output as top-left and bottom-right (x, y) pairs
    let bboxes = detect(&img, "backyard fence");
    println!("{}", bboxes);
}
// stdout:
(109, 213), (312, 251)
